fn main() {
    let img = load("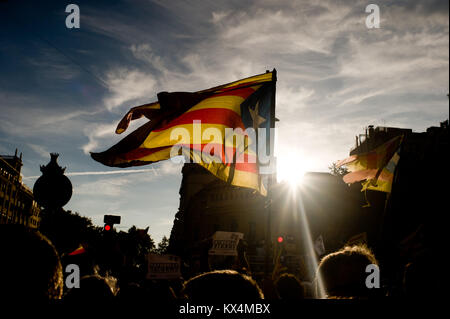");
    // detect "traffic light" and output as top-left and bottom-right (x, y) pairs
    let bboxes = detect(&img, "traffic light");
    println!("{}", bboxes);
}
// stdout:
(274, 235), (285, 266)
(103, 214), (121, 232)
